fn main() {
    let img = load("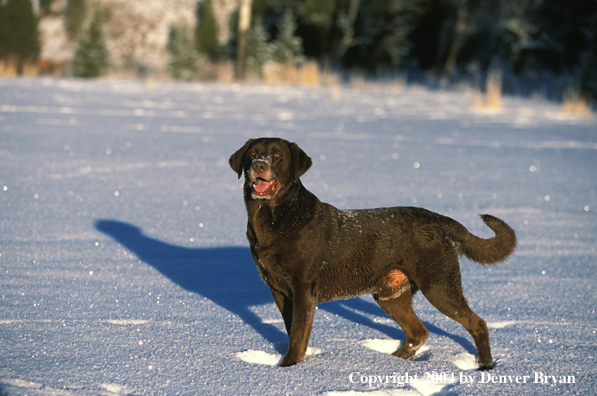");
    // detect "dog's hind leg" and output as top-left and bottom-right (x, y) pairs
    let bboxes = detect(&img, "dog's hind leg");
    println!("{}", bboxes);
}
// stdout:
(374, 289), (429, 359)
(418, 266), (494, 370)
